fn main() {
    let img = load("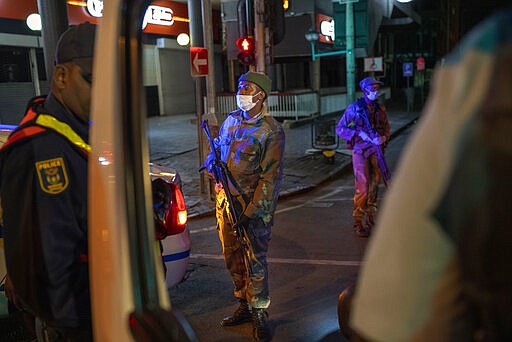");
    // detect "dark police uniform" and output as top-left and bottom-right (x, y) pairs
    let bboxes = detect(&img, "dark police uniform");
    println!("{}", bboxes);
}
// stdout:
(0, 95), (91, 336)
